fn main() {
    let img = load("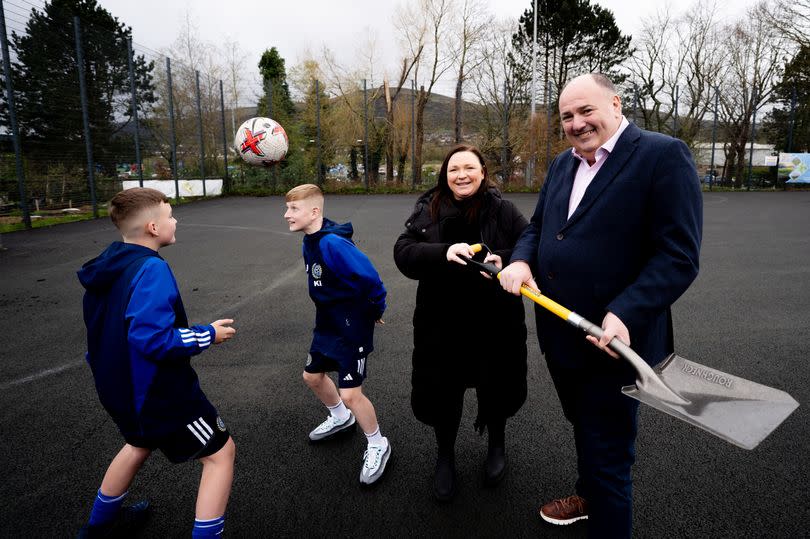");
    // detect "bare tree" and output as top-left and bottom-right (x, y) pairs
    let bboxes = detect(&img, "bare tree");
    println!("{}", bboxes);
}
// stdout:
(146, 12), (225, 176)
(718, 3), (788, 187)
(627, 1), (725, 148)
(385, 2), (427, 183)
(221, 38), (247, 135)
(470, 17), (532, 182)
(626, 7), (677, 133)
(409, 0), (455, 184)
(762, 0), (810, 48)
(450, 0), (489, 143)
(676, 1), (726, 146)
(321, 42), (387, 185)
